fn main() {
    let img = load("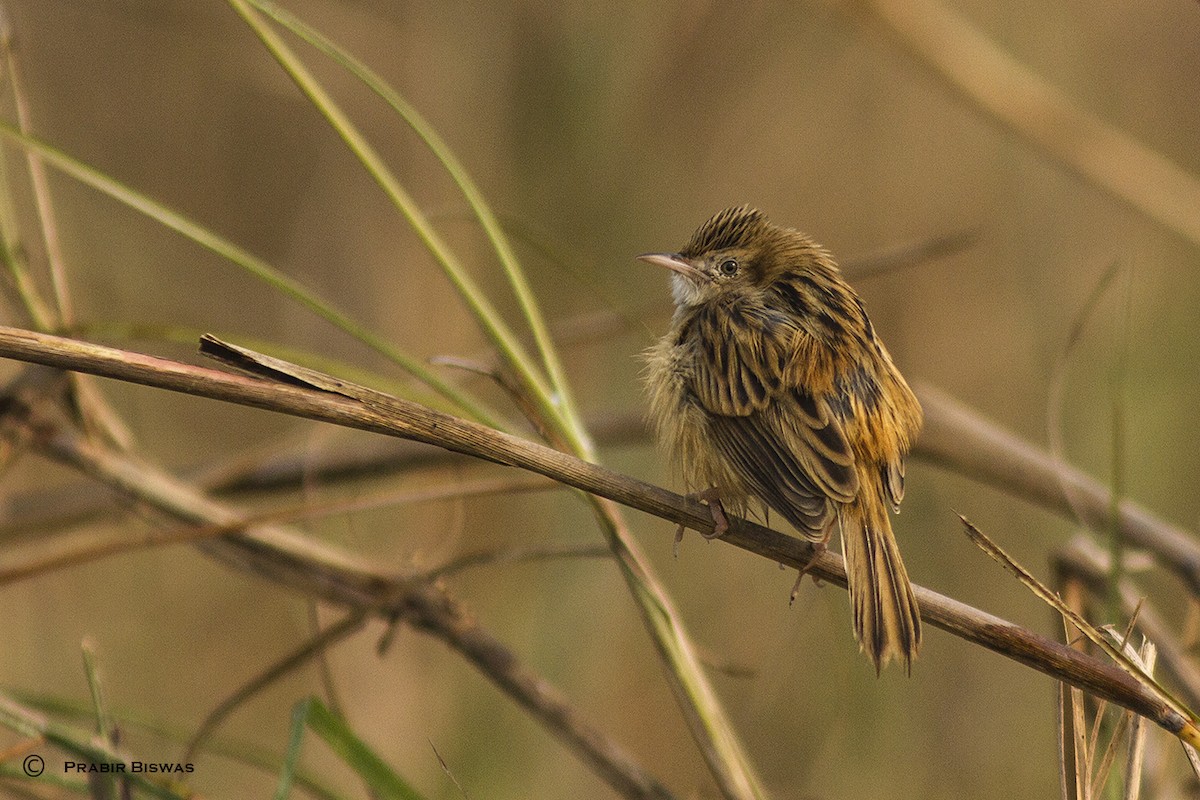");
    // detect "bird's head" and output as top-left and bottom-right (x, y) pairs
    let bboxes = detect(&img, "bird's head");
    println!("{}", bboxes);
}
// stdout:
(638, 206), (824, 308)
